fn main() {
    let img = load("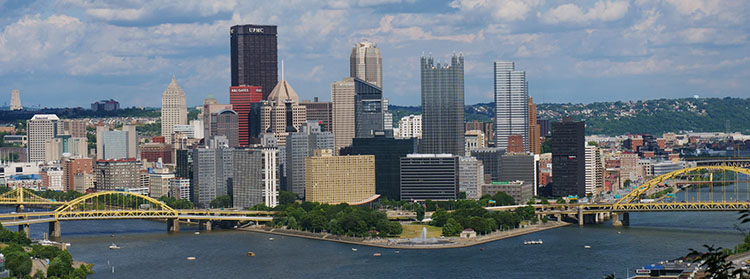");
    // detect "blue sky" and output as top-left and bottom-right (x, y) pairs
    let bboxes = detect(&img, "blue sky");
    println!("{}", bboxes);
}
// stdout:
(0, 0), (747, 108)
